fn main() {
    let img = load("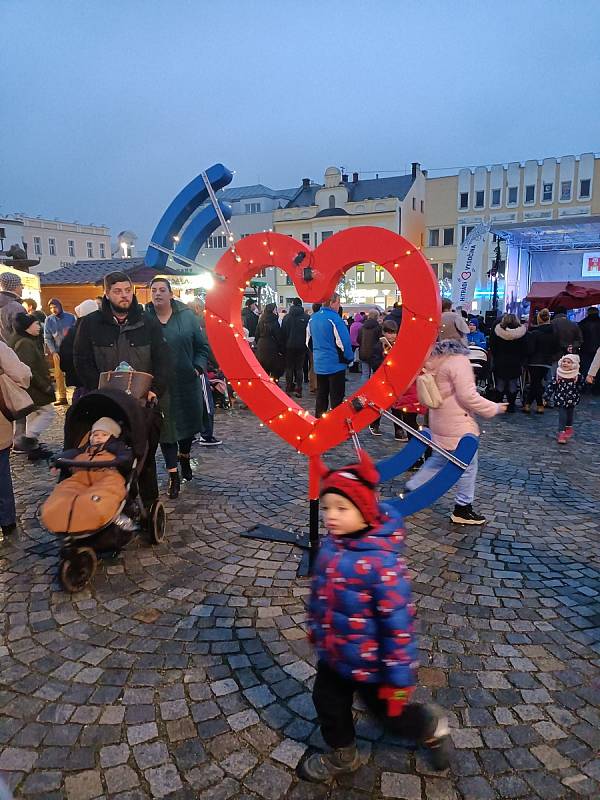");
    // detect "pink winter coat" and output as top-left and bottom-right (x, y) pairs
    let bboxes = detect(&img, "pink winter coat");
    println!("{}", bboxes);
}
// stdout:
(425, 340), (500, 450)
(349, 314), (364, 347)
